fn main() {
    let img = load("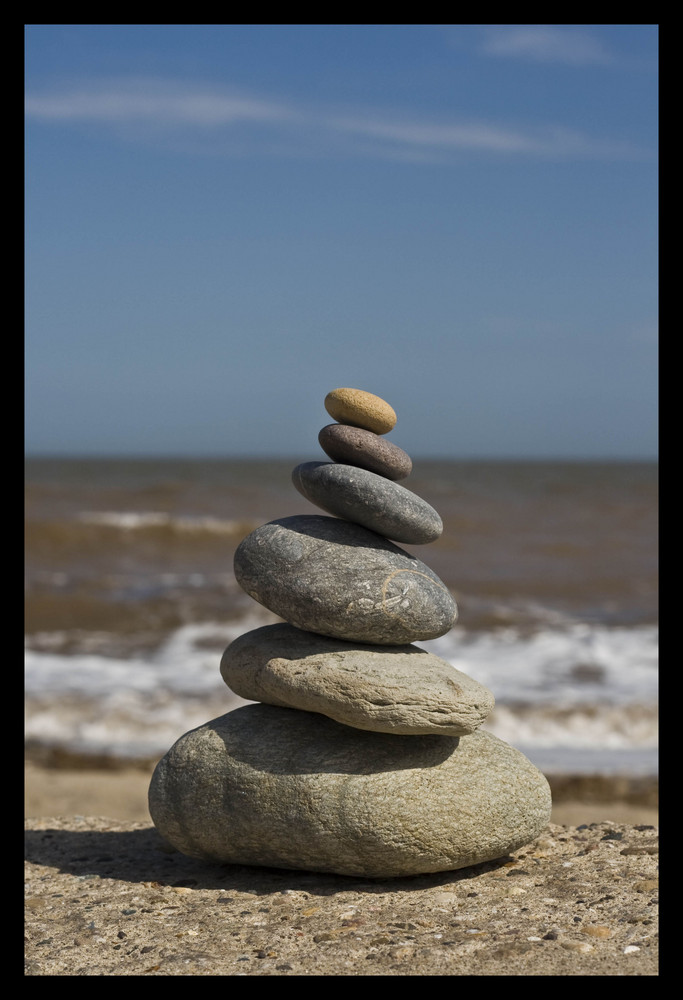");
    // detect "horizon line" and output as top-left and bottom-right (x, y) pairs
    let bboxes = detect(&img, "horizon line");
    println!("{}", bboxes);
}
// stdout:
(25, 451), (659, 463)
